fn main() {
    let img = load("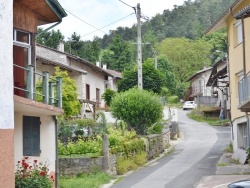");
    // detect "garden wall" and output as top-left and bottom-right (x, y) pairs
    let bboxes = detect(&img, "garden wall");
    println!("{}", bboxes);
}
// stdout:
(59, 130), (170, 176)
(59, 155), (116, 176)
(146, 130), (170, 159)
